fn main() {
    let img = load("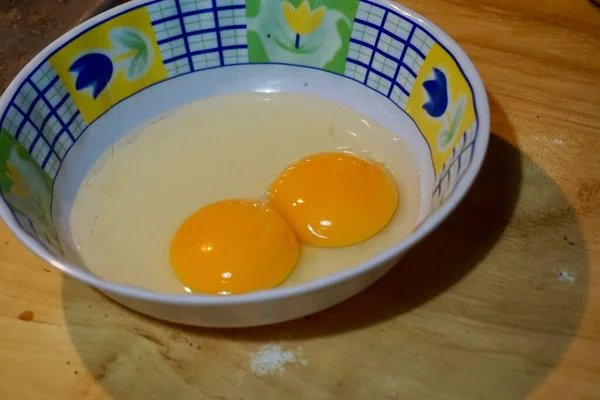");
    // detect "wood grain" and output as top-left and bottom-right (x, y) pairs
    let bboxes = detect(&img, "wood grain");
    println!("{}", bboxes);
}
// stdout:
(0, 1), (599, 399)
